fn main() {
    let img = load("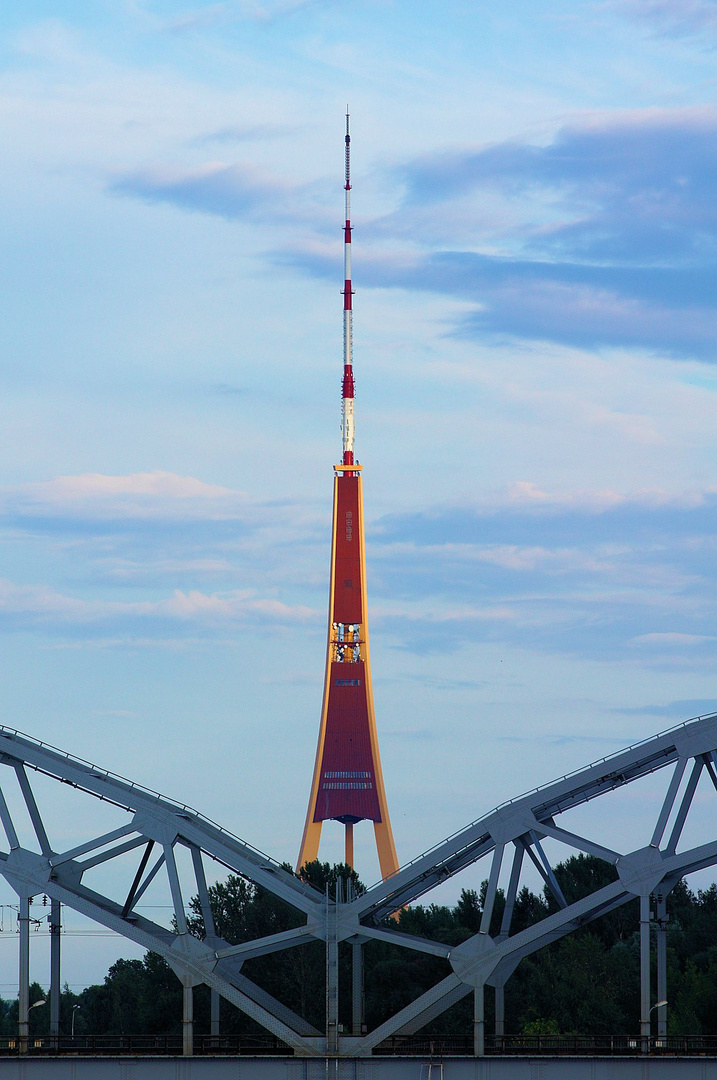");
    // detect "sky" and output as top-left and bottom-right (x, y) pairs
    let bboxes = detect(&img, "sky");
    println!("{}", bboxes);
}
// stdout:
(2, 0), (717, 990)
